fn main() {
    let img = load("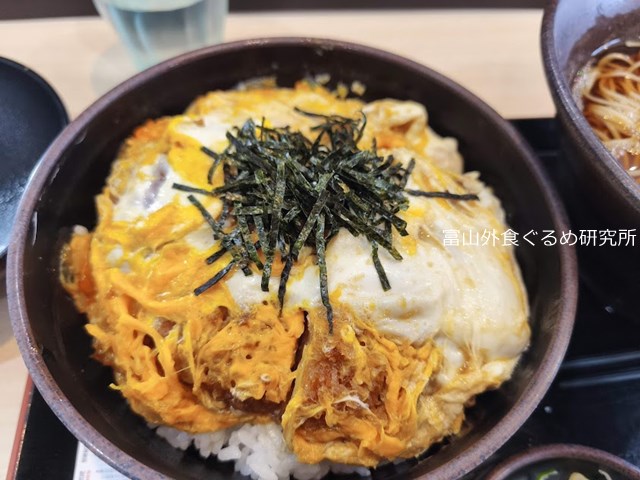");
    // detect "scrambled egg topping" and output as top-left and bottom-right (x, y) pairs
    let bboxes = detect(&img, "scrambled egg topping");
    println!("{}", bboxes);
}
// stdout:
(61, 81), (530, 466)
